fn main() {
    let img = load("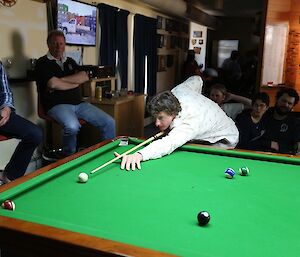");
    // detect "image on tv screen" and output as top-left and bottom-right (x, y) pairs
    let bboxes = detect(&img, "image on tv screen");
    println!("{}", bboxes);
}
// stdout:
(57, 0), (97, 46)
